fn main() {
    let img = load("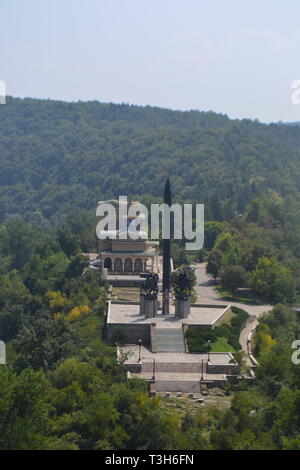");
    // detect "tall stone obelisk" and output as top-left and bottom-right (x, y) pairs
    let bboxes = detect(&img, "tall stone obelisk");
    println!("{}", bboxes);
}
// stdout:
(162, 178), (172, 314)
